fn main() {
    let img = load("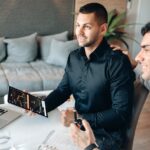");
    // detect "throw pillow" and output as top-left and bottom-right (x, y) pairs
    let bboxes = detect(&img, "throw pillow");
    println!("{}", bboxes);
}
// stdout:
(0, 37), (6, 62)
(46, 39), (79, 68)
(39, 31), (69, 61)
(4, 33), (37, 62)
